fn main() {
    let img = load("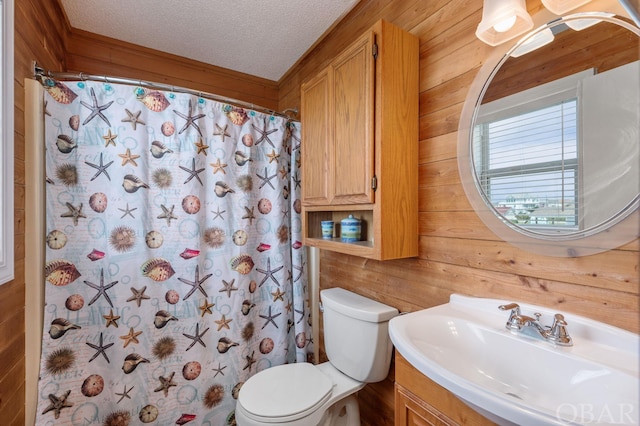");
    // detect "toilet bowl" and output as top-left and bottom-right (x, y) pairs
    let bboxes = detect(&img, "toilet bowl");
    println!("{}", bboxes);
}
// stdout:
(236, 362), (365, 426)
(236, 288), (398, 426)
